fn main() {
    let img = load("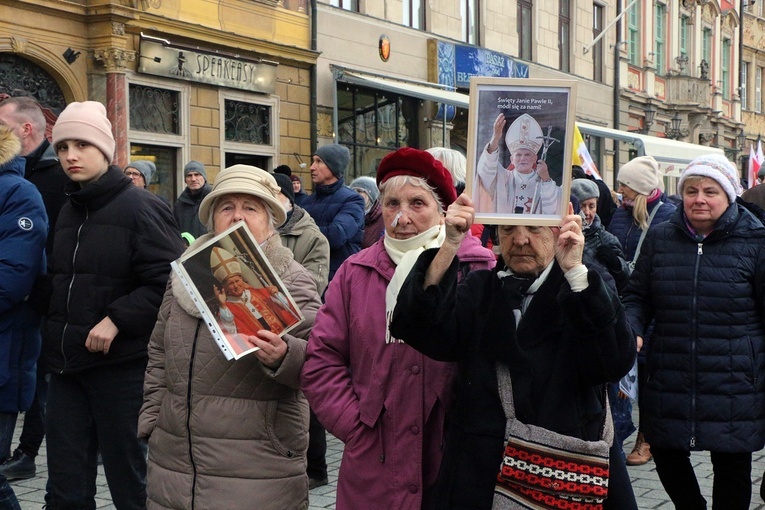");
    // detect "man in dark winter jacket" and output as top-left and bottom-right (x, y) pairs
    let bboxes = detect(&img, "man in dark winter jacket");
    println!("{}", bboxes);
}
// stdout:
(46, 101), (184, 510)
(0, 125), (47, 509)
(174, 160), (211, 238)
(302, 144), (365, 283)
(0, 95), (70, 481)
(301, 144), (364, 488)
